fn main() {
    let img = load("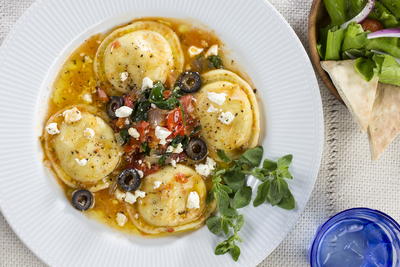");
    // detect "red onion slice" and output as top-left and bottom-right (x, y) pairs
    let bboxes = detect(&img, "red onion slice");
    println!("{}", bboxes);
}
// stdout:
(367, 28), (400, 39)
(341, 0), (375, 29)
